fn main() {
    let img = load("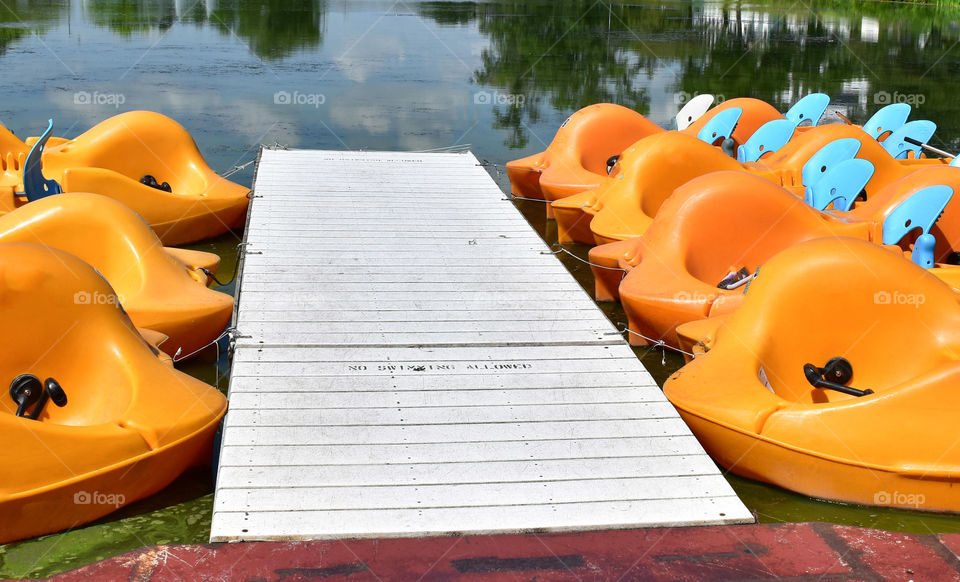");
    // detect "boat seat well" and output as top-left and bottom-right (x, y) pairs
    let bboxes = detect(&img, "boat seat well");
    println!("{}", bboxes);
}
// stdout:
(734, 239), (960, 405)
